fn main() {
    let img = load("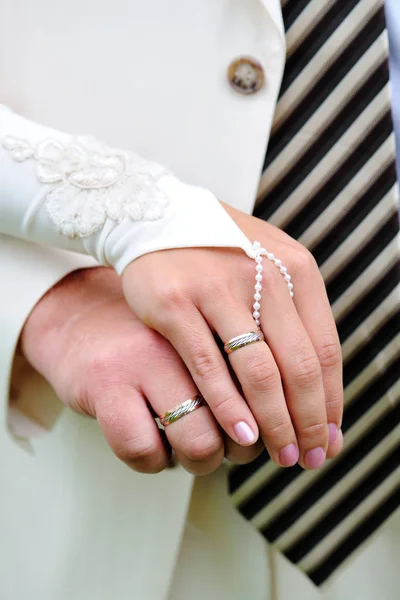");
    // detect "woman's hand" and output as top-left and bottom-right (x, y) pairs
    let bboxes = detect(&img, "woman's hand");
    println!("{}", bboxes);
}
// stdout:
(20, 266), (262, 475)
(123, 203), (344, 470)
